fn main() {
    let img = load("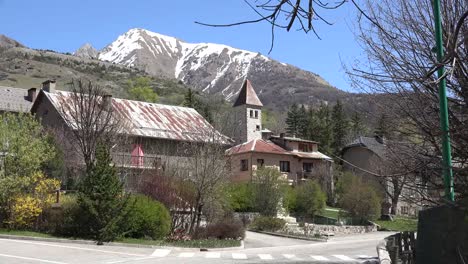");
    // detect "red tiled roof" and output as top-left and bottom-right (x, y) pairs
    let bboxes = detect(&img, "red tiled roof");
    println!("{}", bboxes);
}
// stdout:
(232, 79), (263, 107)
(226, 139), (288, 155)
